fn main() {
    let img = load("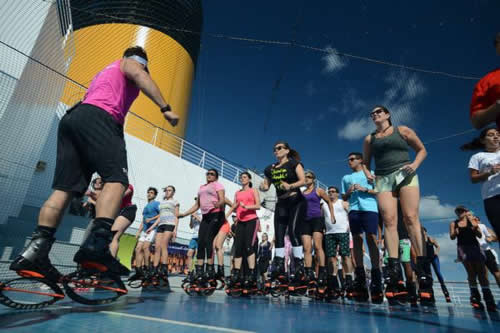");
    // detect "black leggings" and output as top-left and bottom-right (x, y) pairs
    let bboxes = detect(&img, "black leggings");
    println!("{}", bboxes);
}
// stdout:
(274, 194), (306, 249)
(234, 219), (258, 258)
(197, 212), (223, 260)
(484, 195), (500, 247)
